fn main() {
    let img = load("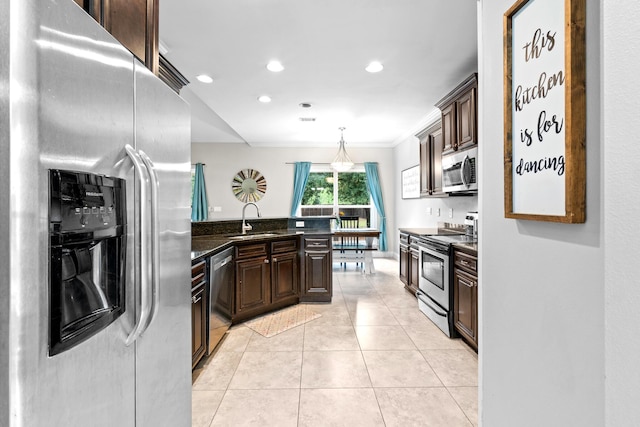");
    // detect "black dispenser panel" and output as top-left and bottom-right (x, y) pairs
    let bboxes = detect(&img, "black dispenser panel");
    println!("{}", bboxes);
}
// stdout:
(49, 170), (127, 356)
